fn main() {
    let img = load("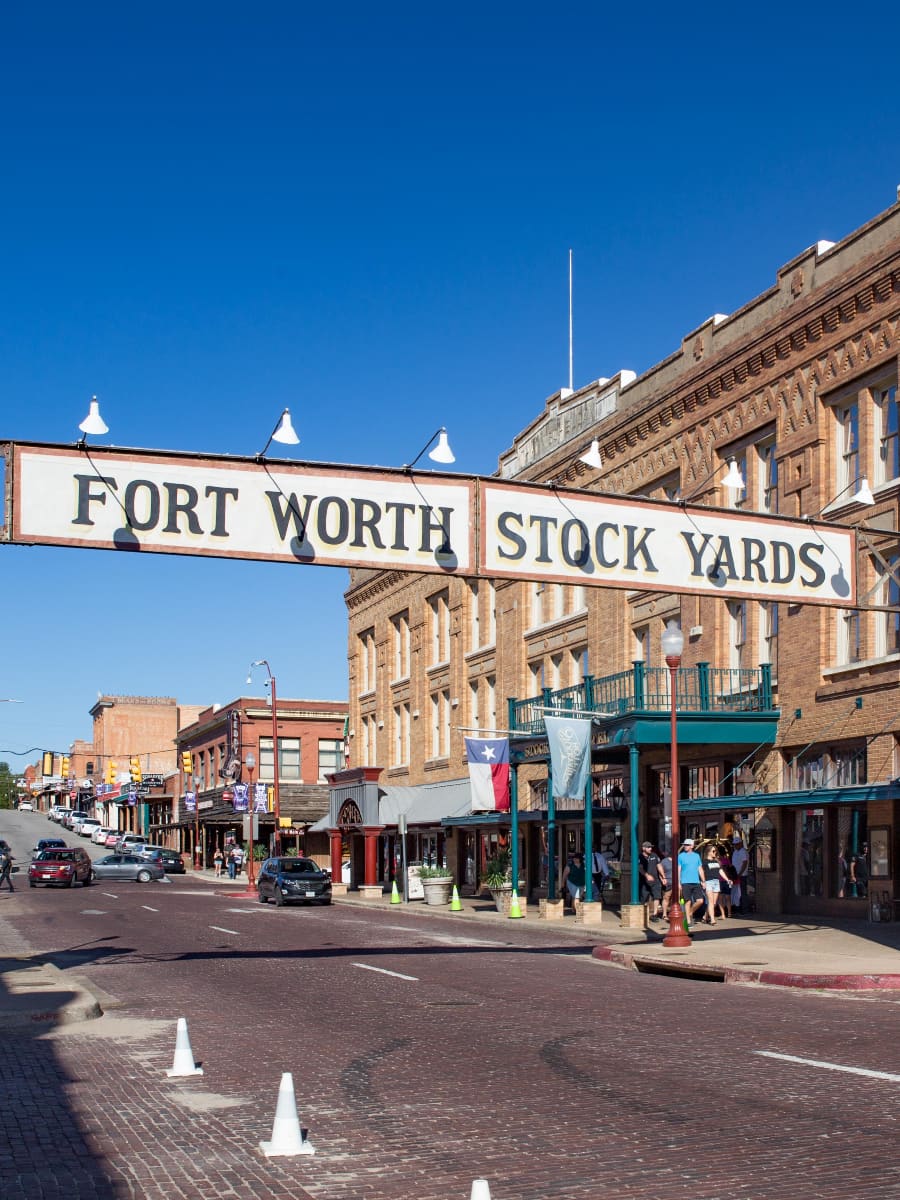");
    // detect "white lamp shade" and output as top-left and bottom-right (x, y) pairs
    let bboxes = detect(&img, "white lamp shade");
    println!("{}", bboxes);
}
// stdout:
(852, 477), (874, 506)
(661, 619), (685, 659)
(271, 409), (300, 445)
(722, 458), (745, 491)
(79, 397), (109, 436)
(428, 428), (455, 464)
(579, 439), (603, 470)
